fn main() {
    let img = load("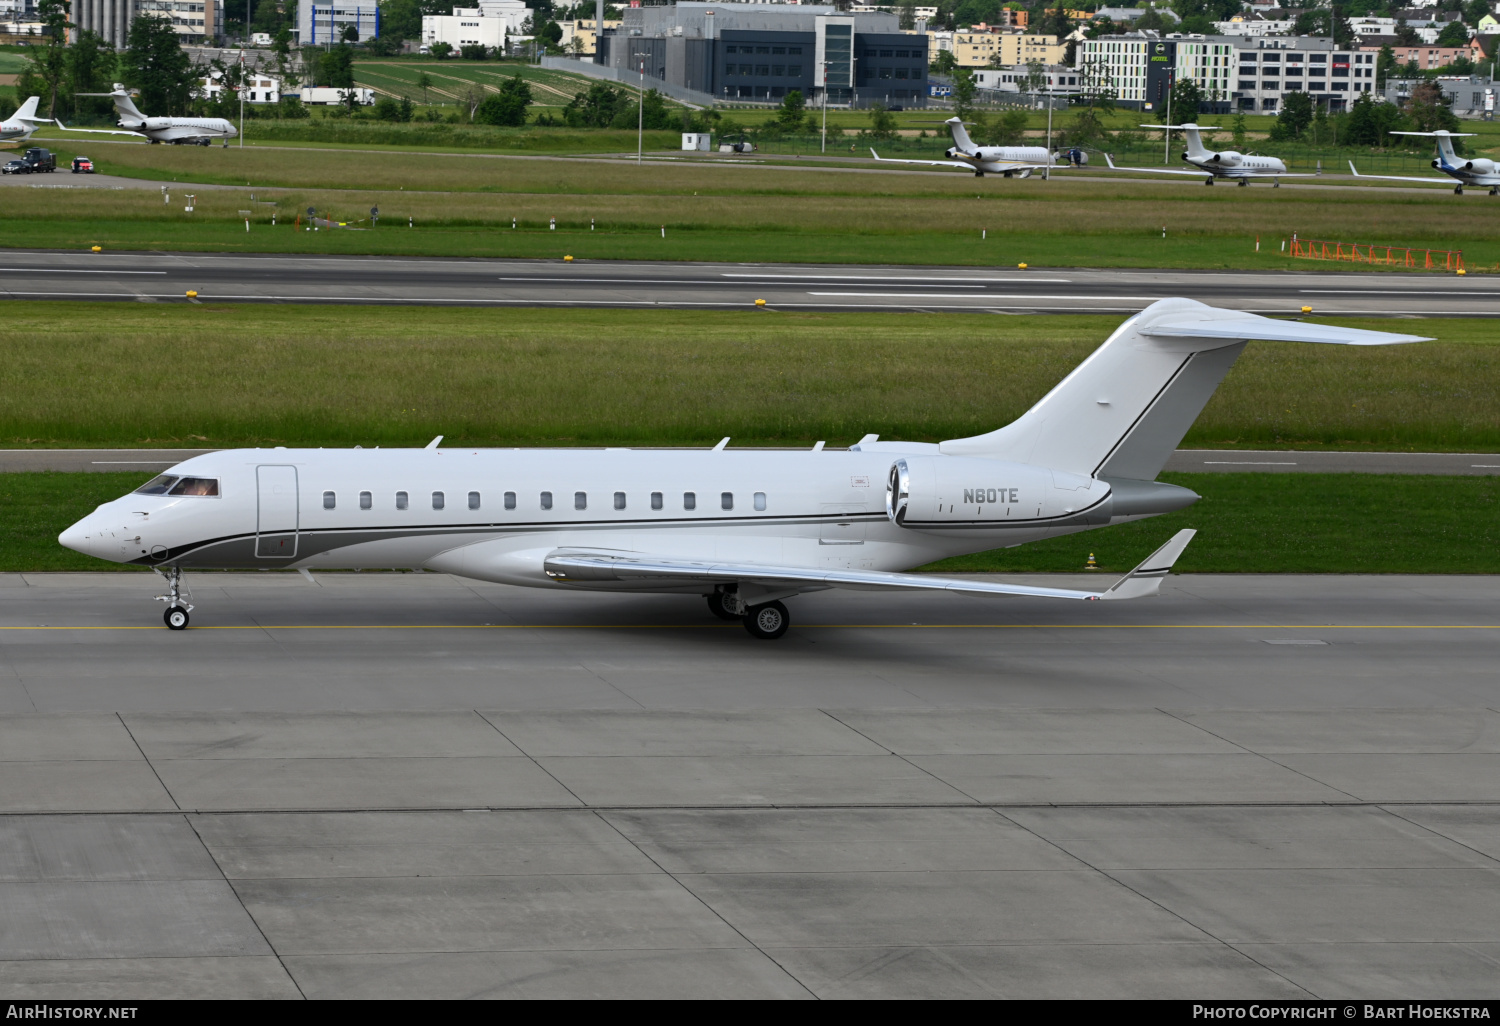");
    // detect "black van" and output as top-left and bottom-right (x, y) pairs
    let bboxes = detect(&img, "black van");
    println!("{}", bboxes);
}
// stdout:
(22, 148), (56, 172)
